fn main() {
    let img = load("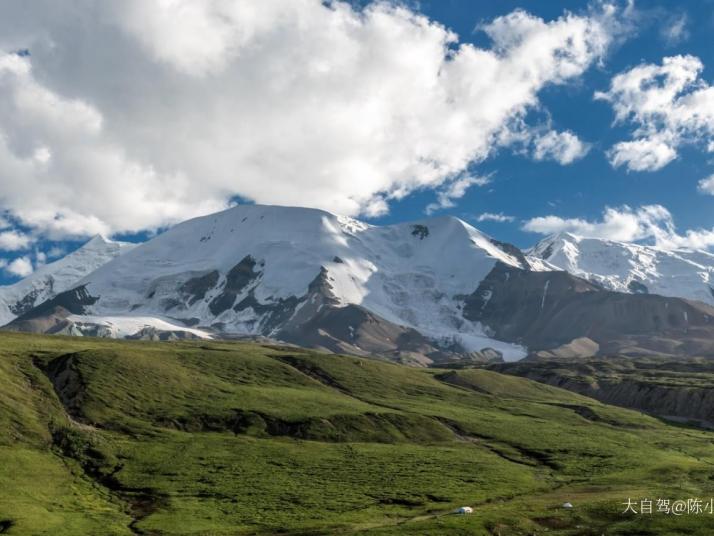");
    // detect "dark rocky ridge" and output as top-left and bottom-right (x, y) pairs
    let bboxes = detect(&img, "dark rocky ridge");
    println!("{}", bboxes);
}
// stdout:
(463, 262), (714, 357)
(4, 286), (99, 335)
